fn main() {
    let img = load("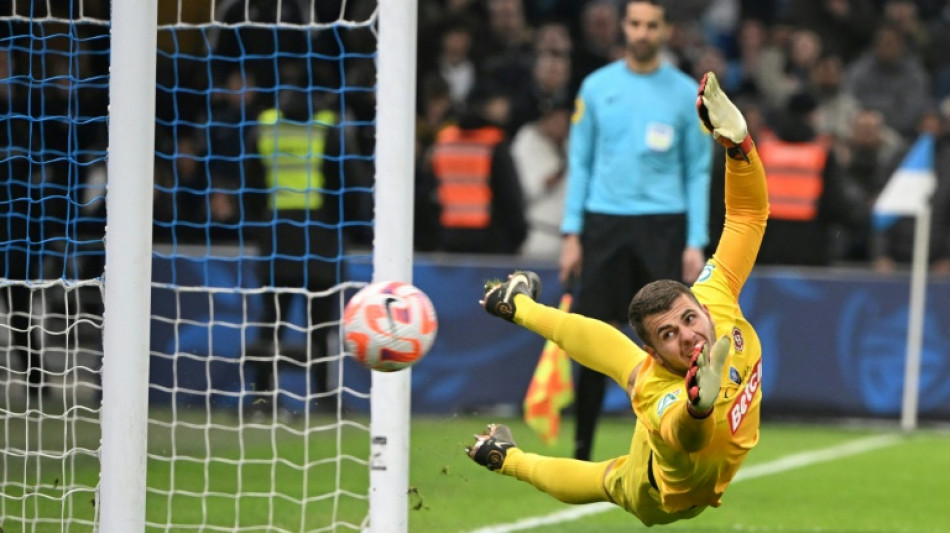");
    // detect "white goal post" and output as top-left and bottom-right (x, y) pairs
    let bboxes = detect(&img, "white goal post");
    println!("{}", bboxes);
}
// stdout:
(103, 0), (419, 530)
(371, 0), (418, 531)
(0, 0), (418, 531)
(104, 0), (419, 530)
(99, 0), (158, 530)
